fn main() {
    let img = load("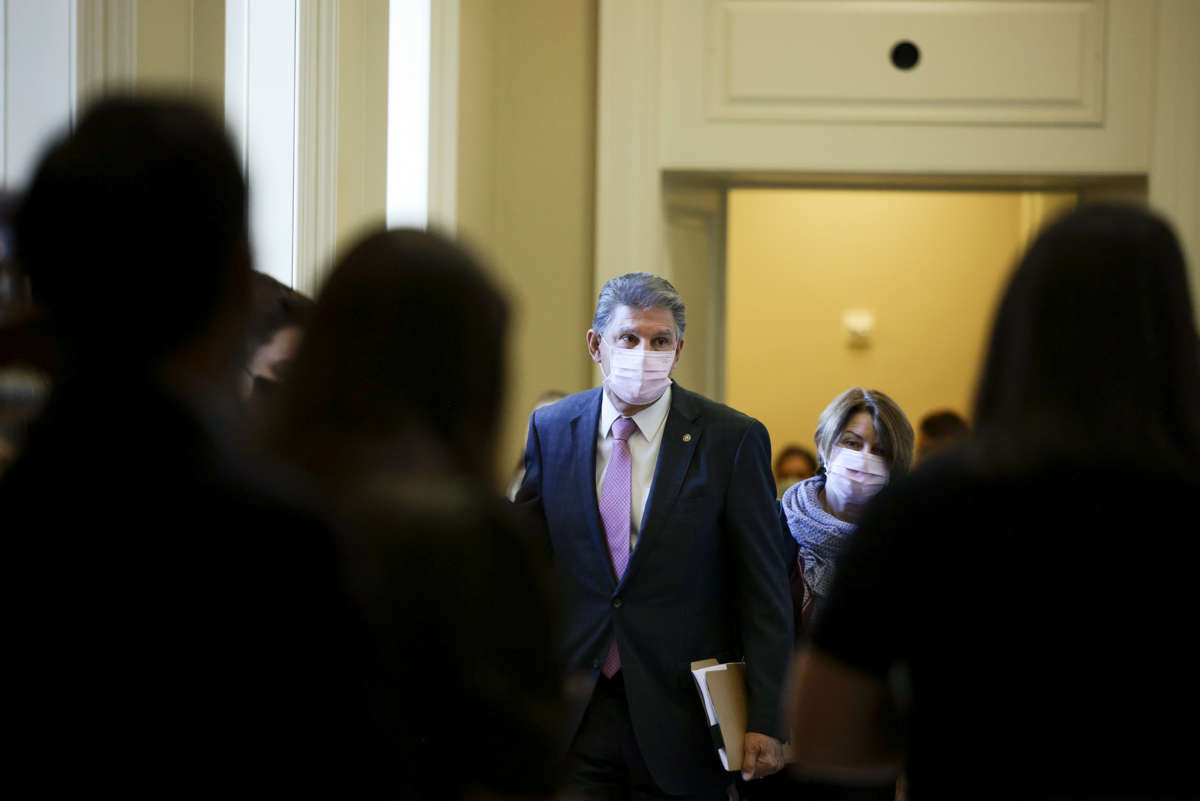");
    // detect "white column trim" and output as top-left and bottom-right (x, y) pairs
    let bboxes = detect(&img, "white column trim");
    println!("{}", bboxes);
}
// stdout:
(1, 0), (7, 180)
(427, 0), (458, 234)
(226, 0), (300, 287)
(295, 0), (339, 295)
(3, 0), (75, 189)
(595, 0), (663, 290)
(224, 0), (249, 168)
